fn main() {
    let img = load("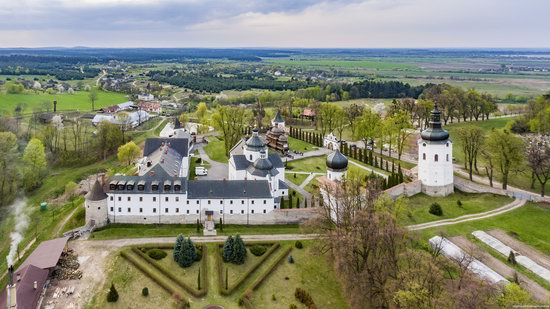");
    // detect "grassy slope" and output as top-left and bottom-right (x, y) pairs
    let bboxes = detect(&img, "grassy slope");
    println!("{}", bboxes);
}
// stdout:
(403, 191), (513, 225)
(204, 136), (229, 163)
(288, 137), (317, 152)
(0, 90), (128, 114)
